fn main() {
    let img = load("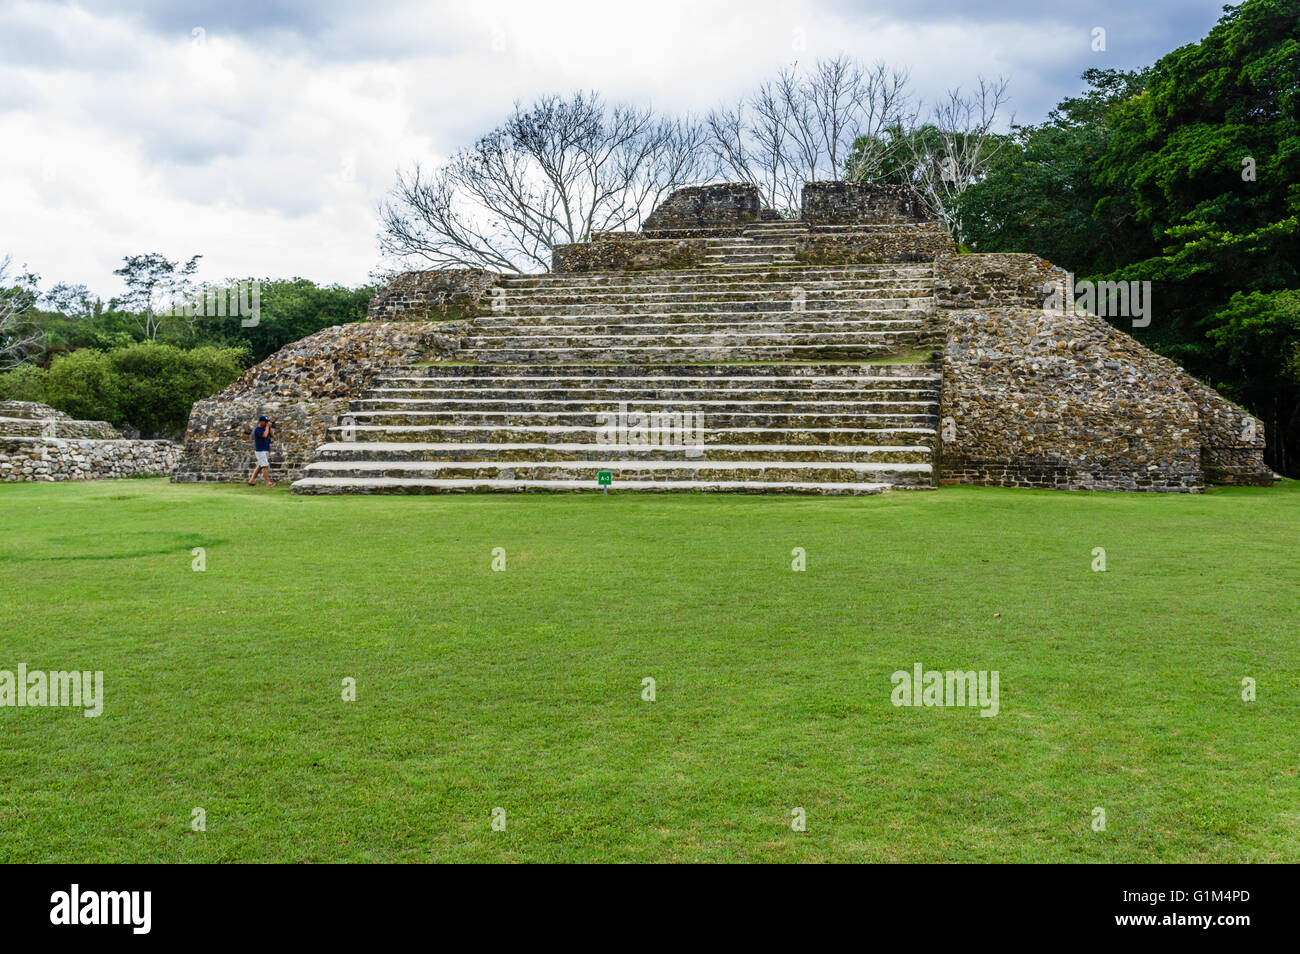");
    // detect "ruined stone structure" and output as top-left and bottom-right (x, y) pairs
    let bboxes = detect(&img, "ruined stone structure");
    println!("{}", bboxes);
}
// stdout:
(0, 402), (179, 482)
(172, 181), (1275, 494)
